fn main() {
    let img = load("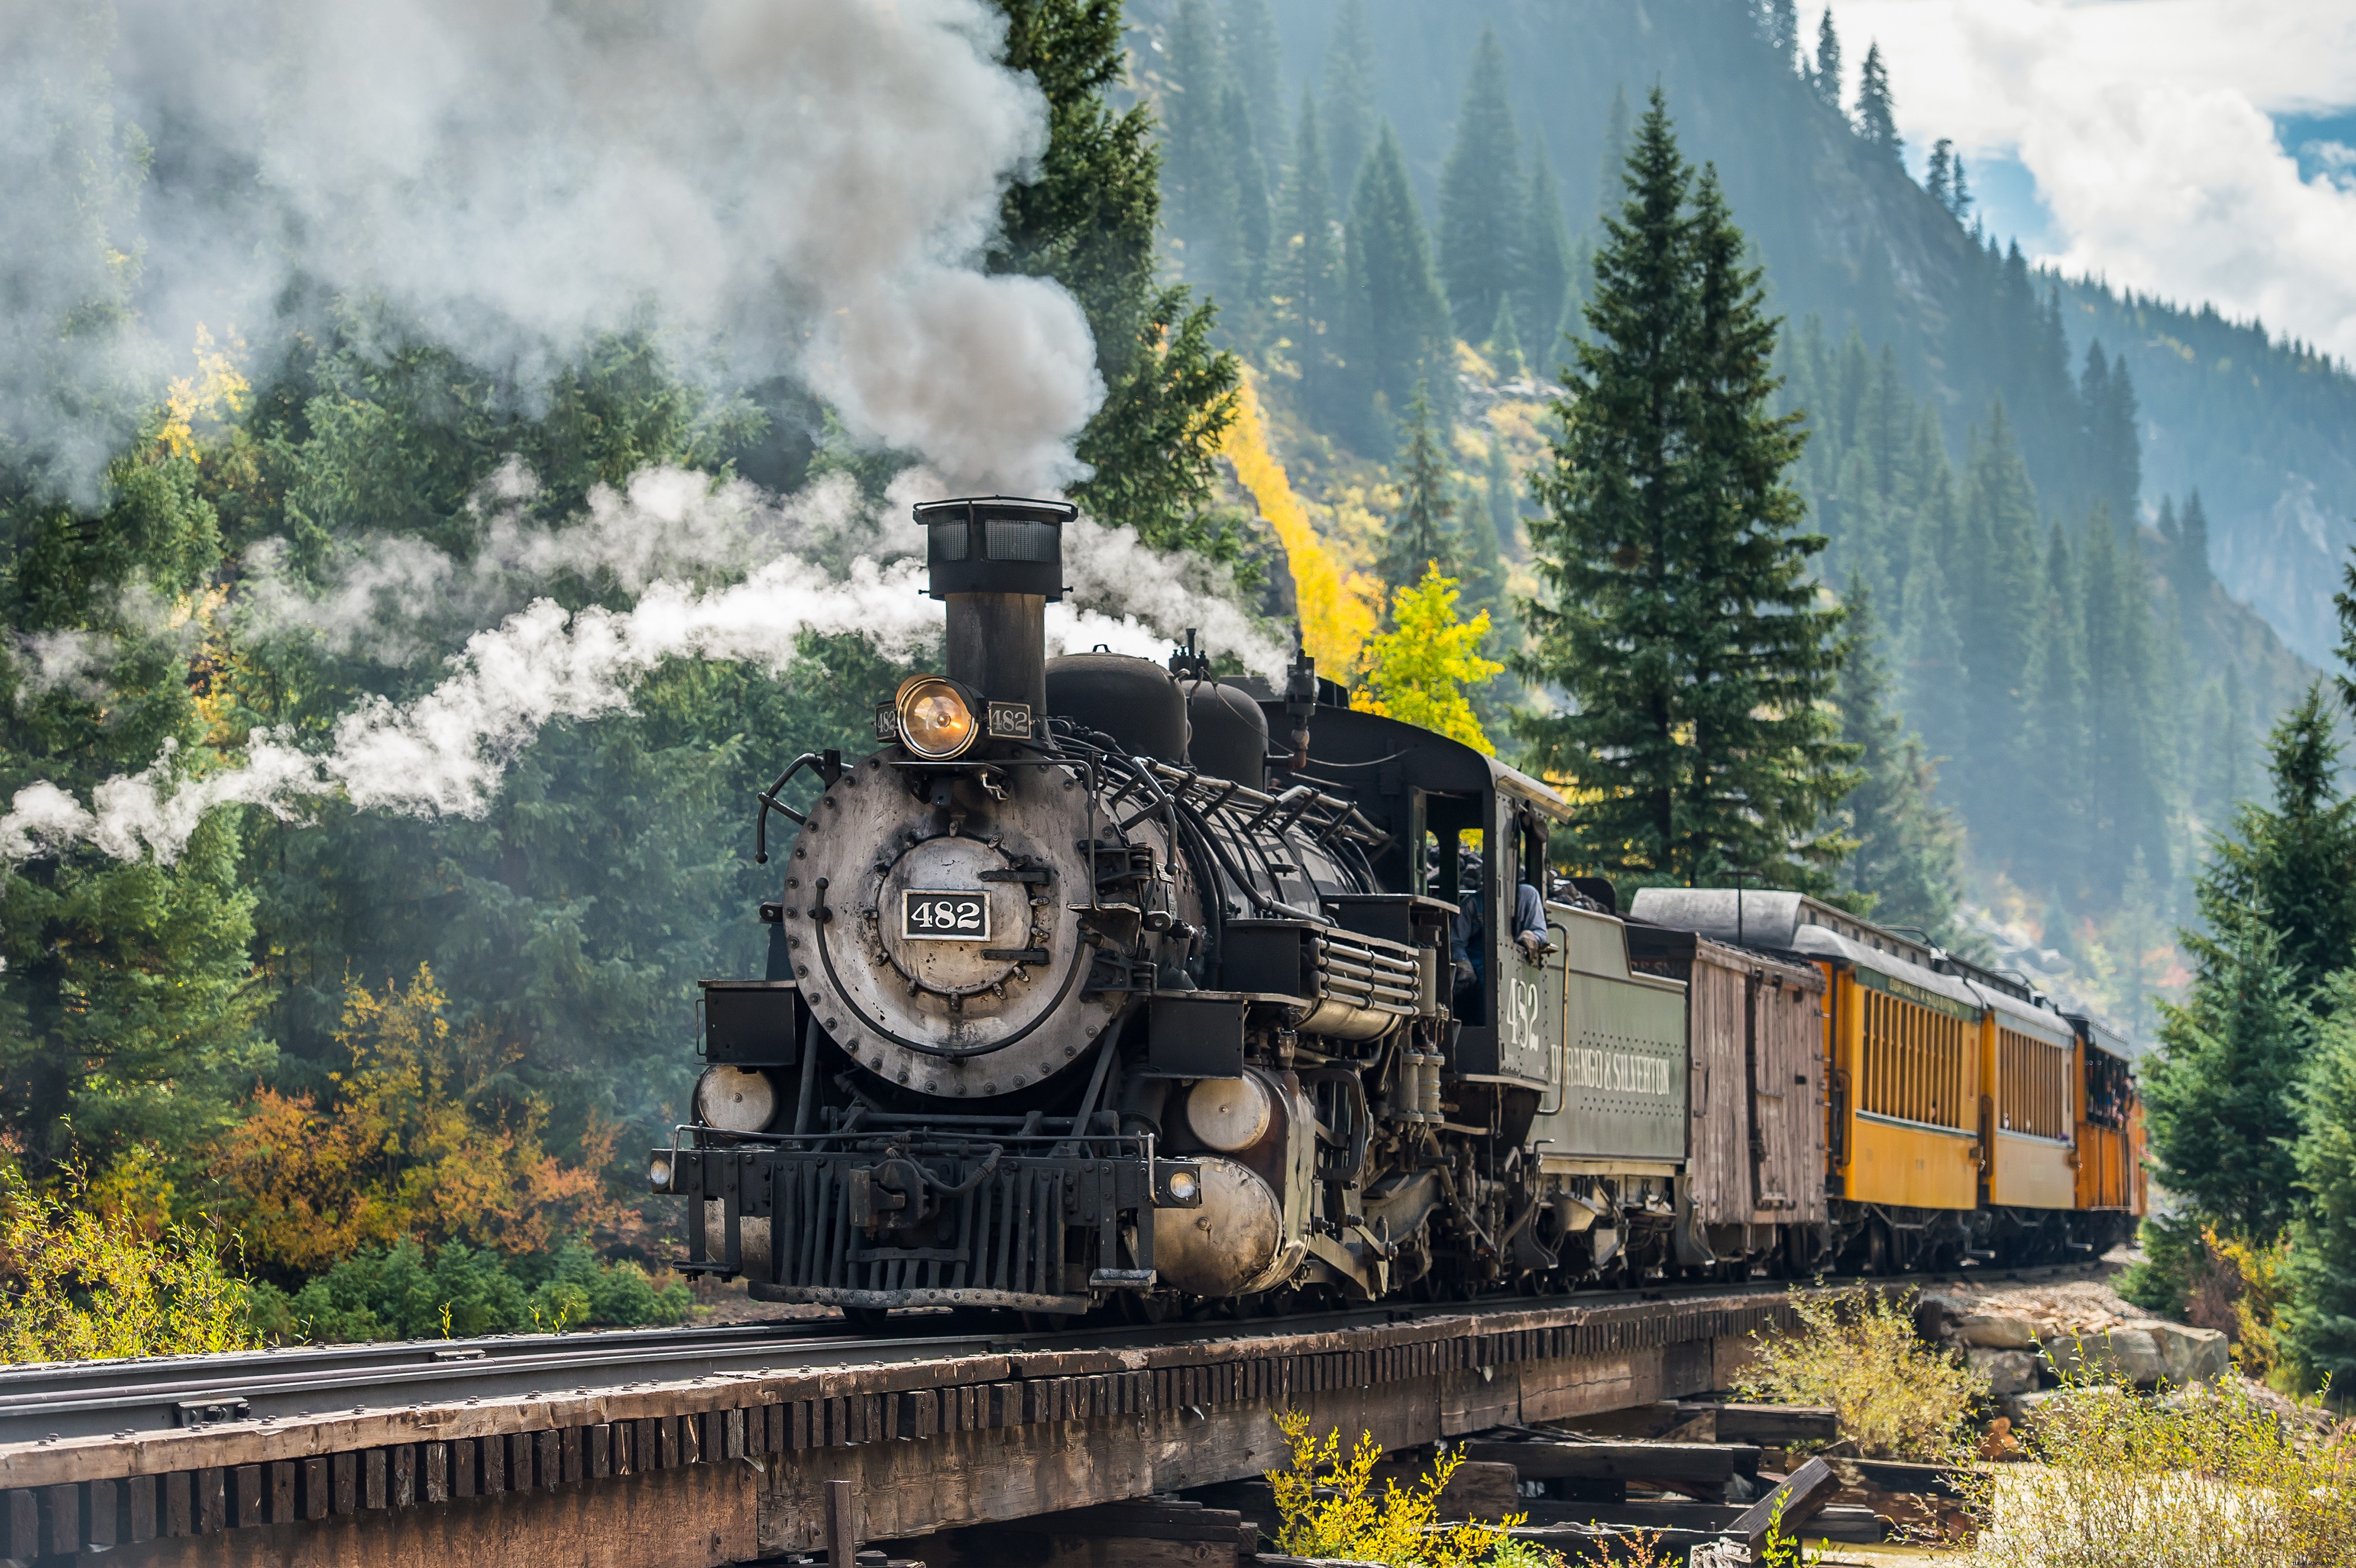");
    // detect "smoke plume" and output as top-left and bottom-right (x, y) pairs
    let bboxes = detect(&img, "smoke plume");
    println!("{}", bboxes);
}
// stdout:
(0, 468), (1287, 866)
(0, 1), (1294, 868)
(4, 0), (1099, 499)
